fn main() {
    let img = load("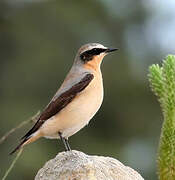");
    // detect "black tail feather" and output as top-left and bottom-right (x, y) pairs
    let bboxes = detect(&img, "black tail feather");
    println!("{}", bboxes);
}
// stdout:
(21, 123), (39, 140)
(10, 138), (29, 155)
